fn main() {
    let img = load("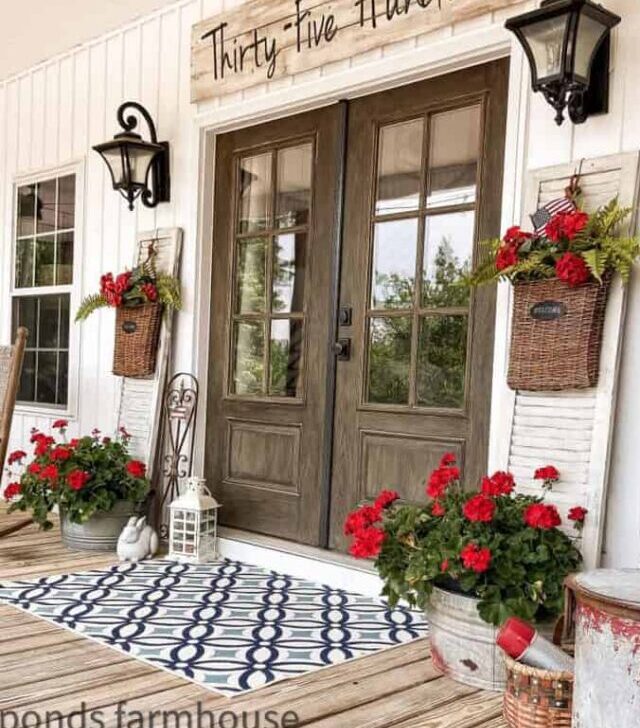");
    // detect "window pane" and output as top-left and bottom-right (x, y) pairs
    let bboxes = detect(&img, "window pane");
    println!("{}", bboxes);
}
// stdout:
(422, 211), (475, 308)
(371, 219), (418, 309)
(59, 296), (70, 348)
(376, 119), (424, 215)
(17, 351), (36, 402)
(15, 239), (34, 288)
(36, 179), (57, 234)
(417, 315), (468, 408)
(235, 238), (266, 314)
(57, 232), (74, 285)
(238, 153), (272, 234)
(38, 296), (60, 348)
(35, 236), (55, 287)
(57, 352), (69, 406)
(276, 144), (312, 228)
(36, 352), (58, 404)
(17, 185), (36, 237)
(269, 319), (303, 397)
(427, 106), (481, 209)
(272, 233), (306, 313)
(232, 321), (265, 395)
(57, 175), (76, 229)
(367, 316), (412, 405)
(12, 297), (37, 342)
